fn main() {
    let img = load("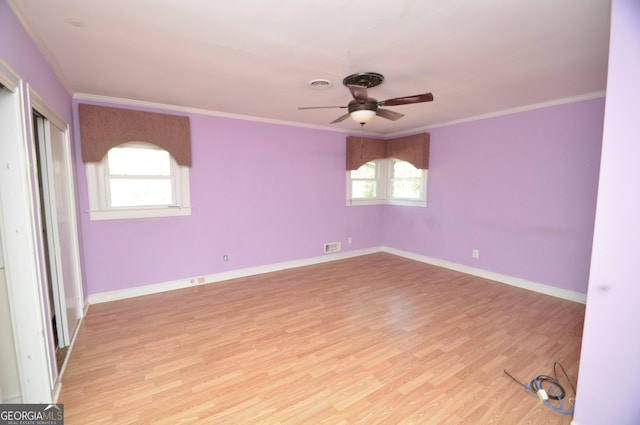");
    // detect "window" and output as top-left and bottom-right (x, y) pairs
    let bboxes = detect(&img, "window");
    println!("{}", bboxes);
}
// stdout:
(390, 160), (424, 201)
(86, 142), (191, 220)
(347, 159), (427, 207)
(349, 161), (379, 201)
